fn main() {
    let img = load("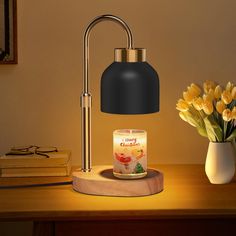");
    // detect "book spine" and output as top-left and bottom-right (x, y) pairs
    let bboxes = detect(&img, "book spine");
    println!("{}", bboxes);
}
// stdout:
(0, 166), (71, 177)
